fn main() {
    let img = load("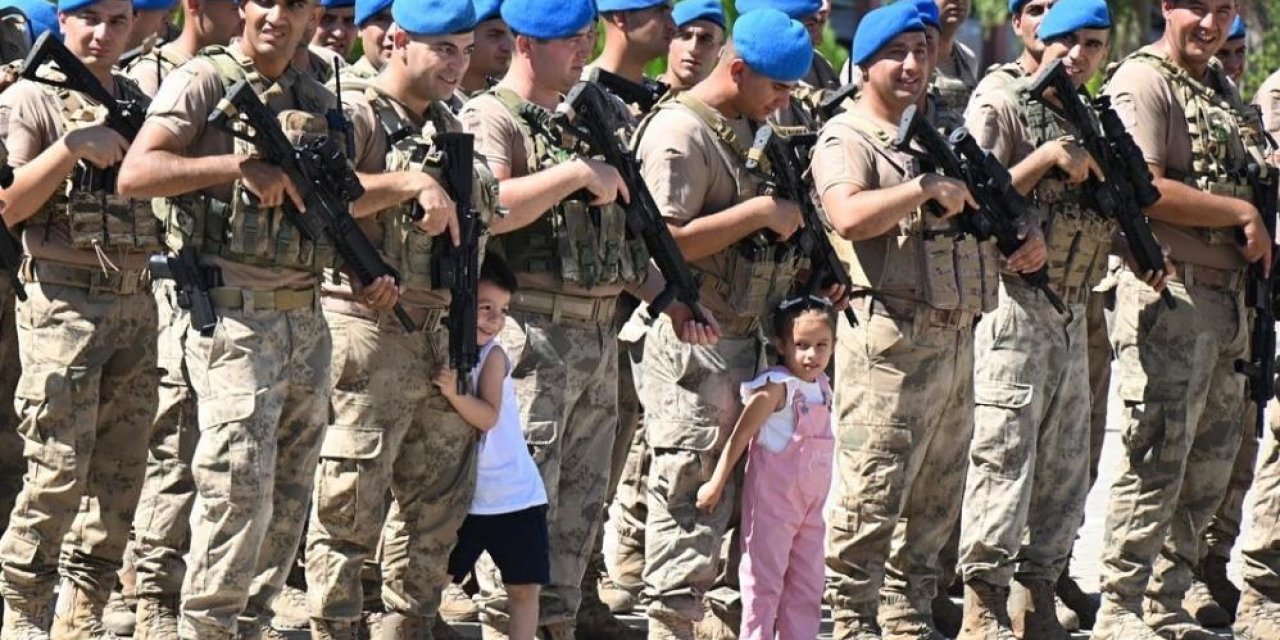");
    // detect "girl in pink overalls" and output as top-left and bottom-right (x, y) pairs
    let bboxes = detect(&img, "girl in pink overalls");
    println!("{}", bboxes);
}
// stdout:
(696, 296), (836, 640)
